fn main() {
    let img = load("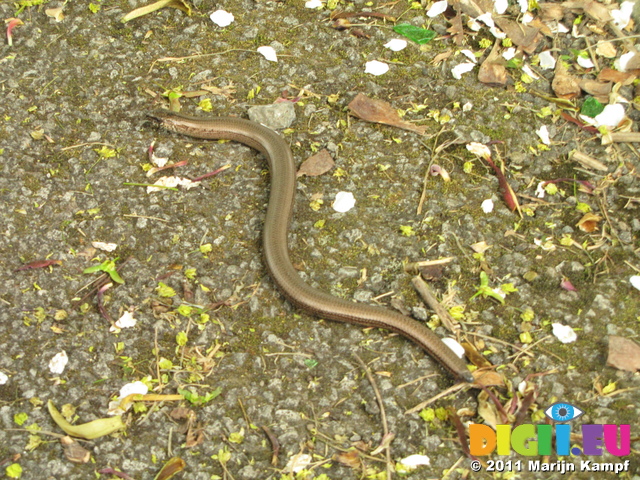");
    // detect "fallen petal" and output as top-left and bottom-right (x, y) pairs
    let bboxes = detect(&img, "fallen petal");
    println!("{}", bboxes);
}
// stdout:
(333, 191), (356, 213)
(257, 46), (278, 62)
(552, 323), (577, 343)
(210, 9), (234, 27)
(364, 60), (389, 76)
(49, 351), (69, 374)
(384, 39), (407, 51)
